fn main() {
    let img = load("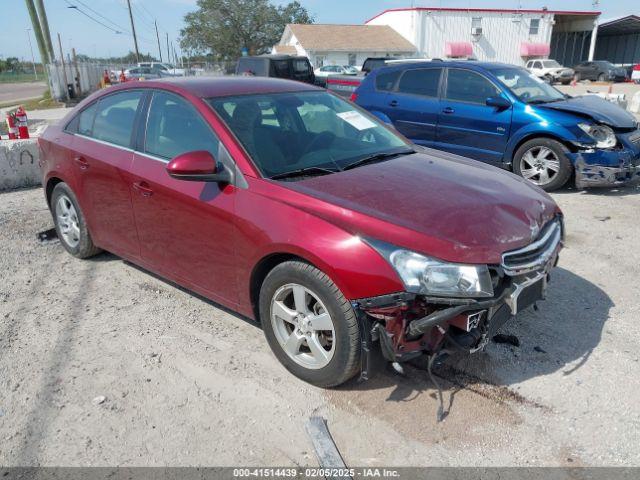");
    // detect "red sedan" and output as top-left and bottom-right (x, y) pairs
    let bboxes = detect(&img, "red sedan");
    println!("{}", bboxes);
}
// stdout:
(39, 77), (563, 387)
